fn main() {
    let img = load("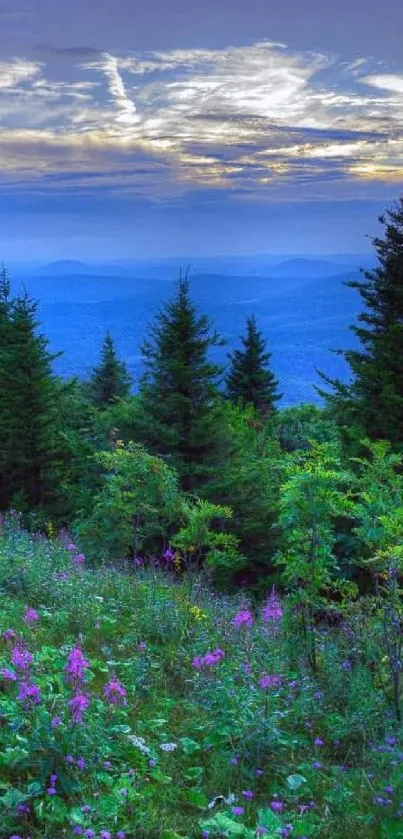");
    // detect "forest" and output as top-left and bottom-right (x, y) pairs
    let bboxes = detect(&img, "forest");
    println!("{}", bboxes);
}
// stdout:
(0, 198), (402, 839)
